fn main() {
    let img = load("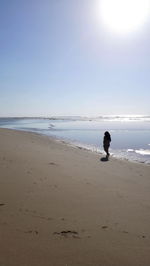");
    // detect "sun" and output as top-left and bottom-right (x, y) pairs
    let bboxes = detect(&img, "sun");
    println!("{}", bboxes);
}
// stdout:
(99, 0), (150, 34)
